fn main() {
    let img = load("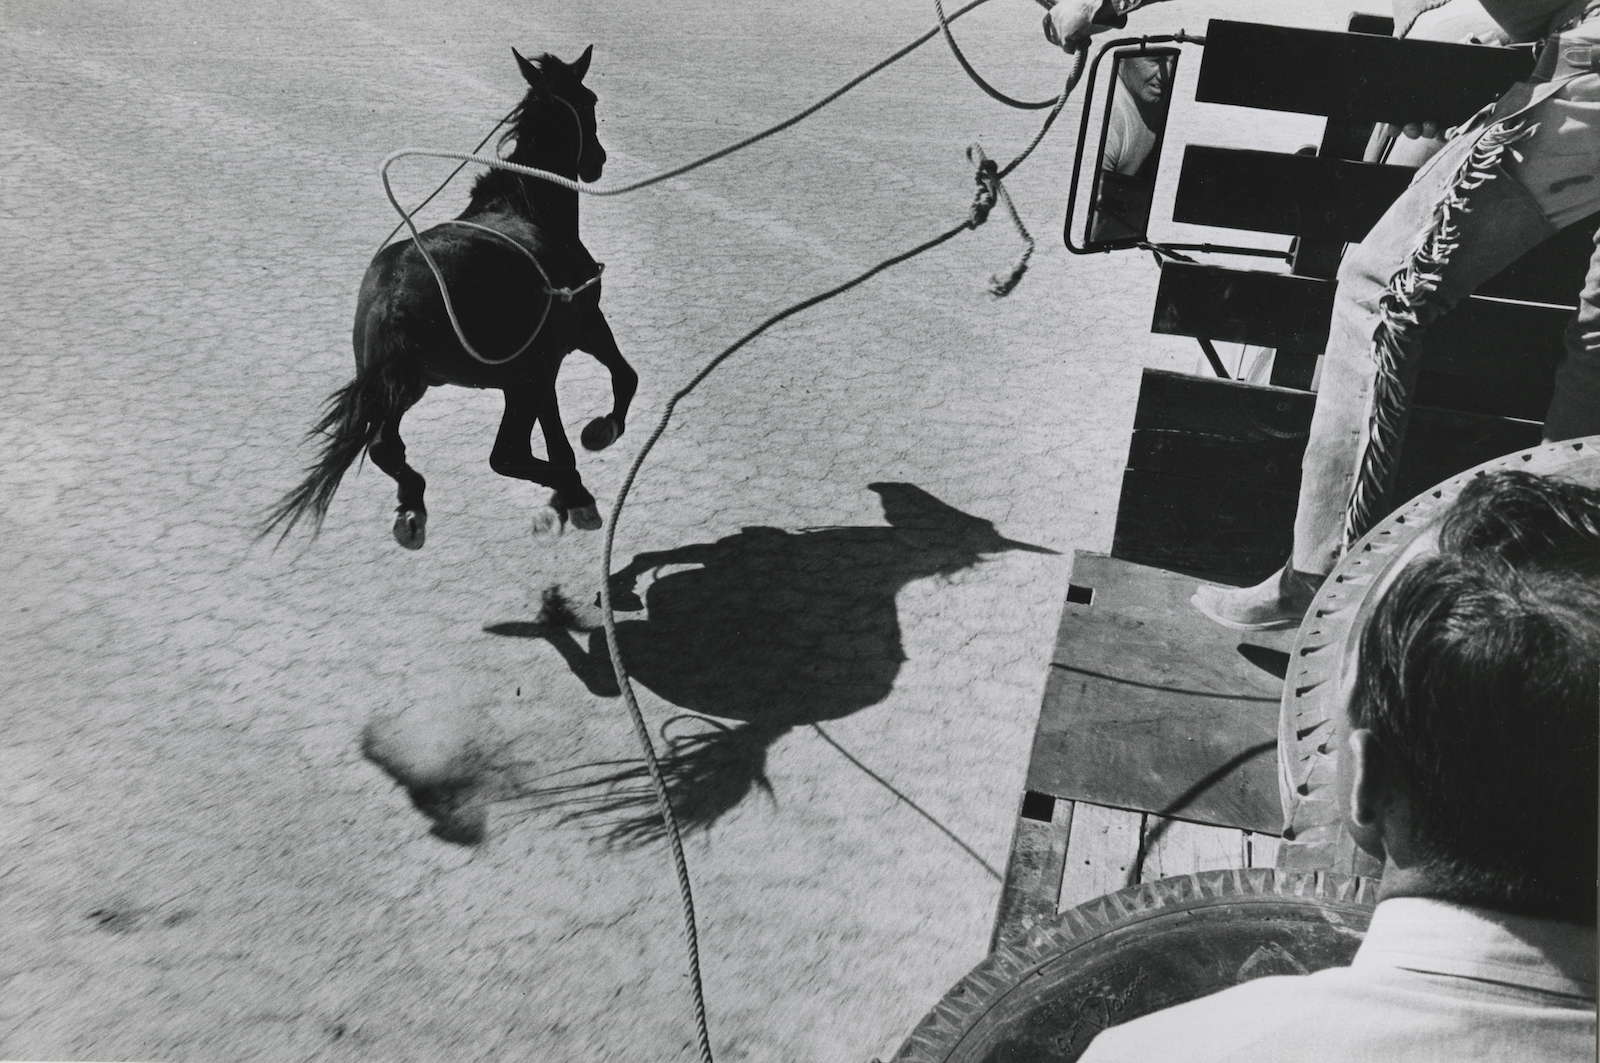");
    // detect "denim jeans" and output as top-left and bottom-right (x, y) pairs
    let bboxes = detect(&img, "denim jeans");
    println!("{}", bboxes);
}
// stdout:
(1291, 66), (1600, 575)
